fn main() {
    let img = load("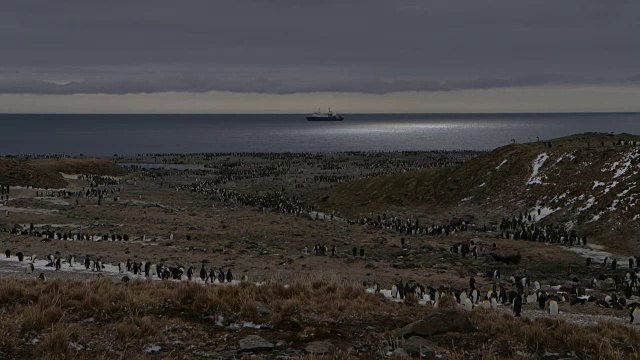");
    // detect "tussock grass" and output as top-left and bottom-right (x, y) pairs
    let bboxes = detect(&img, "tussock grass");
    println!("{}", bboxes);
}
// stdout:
(39, 323), (70, 357)
(466, 310), (640, 359)
(0, 277), (638, 359)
